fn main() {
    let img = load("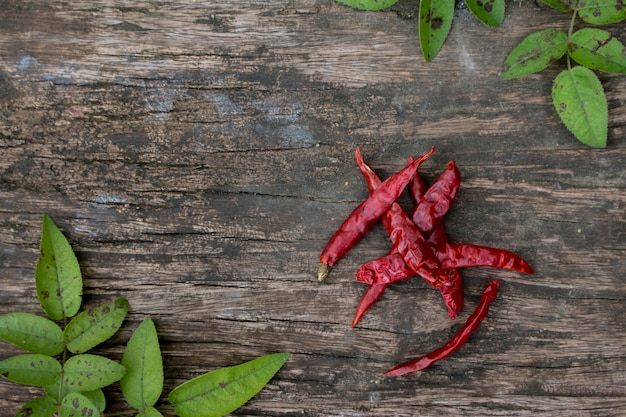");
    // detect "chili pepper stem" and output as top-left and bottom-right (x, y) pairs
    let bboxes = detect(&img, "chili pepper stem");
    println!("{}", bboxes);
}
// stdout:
(318, 263), (331, 281)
